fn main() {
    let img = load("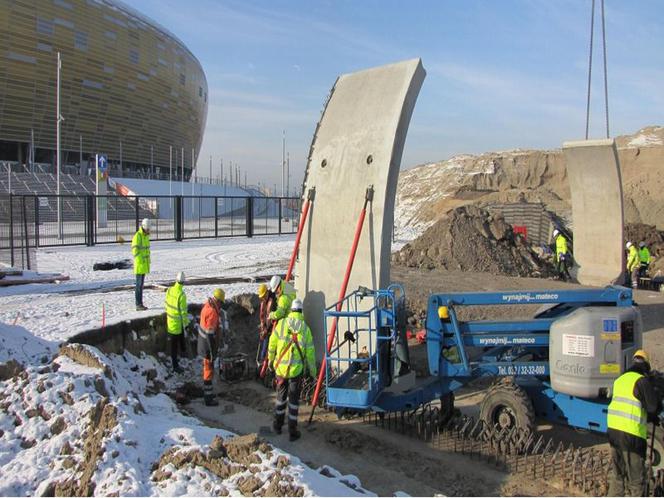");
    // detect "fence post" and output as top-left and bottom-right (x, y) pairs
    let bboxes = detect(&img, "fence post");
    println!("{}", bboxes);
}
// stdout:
(135, 196), (140, 232)
(214, 197), (218, 238)
(246, 197), (253, 238)
(21, 196), (30, 270)
(175, 196), (182, 241)
(34, 196), (40, 248)
(9, 193), (14, 267)
(86, 195), (95, 246)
